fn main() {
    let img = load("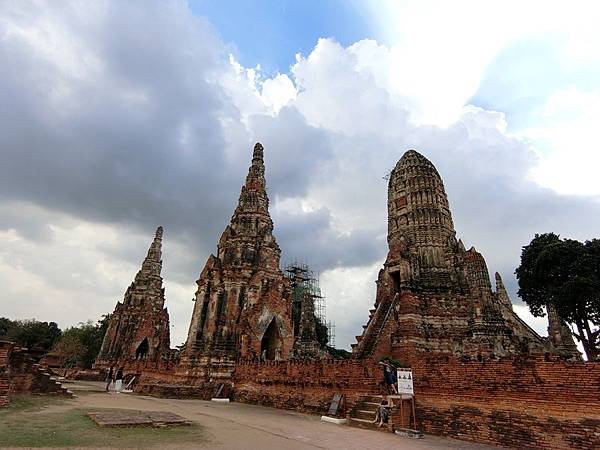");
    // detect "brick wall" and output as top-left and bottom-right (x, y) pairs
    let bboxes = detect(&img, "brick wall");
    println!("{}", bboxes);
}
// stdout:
(234, 359), (382, 414)
(126, 351), (600, 449)
(0, 341), (12, 407)
(231, 355), (600, 449)
(406, 354), (600, 449)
